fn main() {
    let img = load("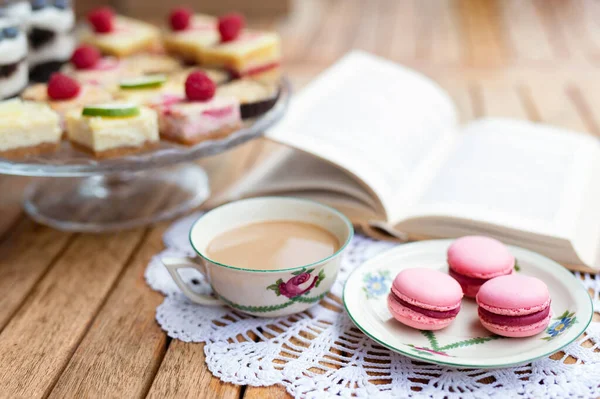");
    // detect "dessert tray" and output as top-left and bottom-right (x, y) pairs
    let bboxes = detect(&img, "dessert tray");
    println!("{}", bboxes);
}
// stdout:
(2, 79), (290, 232)
(343, 240), (593, 368)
